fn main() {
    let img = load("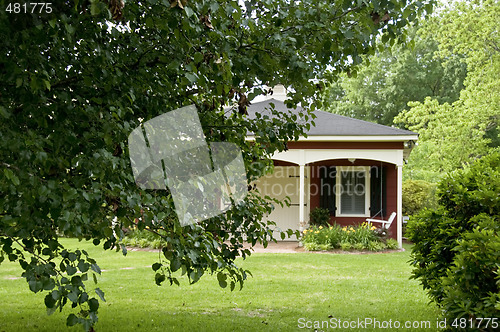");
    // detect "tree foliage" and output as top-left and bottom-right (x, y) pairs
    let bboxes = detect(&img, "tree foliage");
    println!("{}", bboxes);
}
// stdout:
(322, 26), (466, 126)
(0, 0), (434, 329)
(395, 0), (500, 180)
